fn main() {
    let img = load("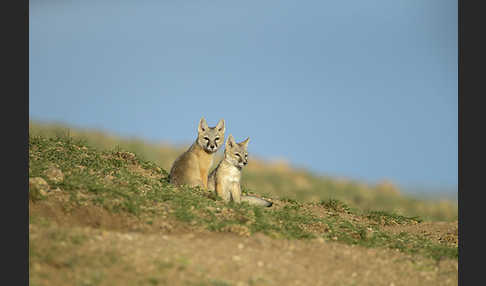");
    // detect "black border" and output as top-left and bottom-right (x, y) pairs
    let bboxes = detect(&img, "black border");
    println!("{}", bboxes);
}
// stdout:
(458, 0), (483, 285)
(4, 0), (29, 284)
(26, 1), (30, 283)
(458, 1), (463, 285)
